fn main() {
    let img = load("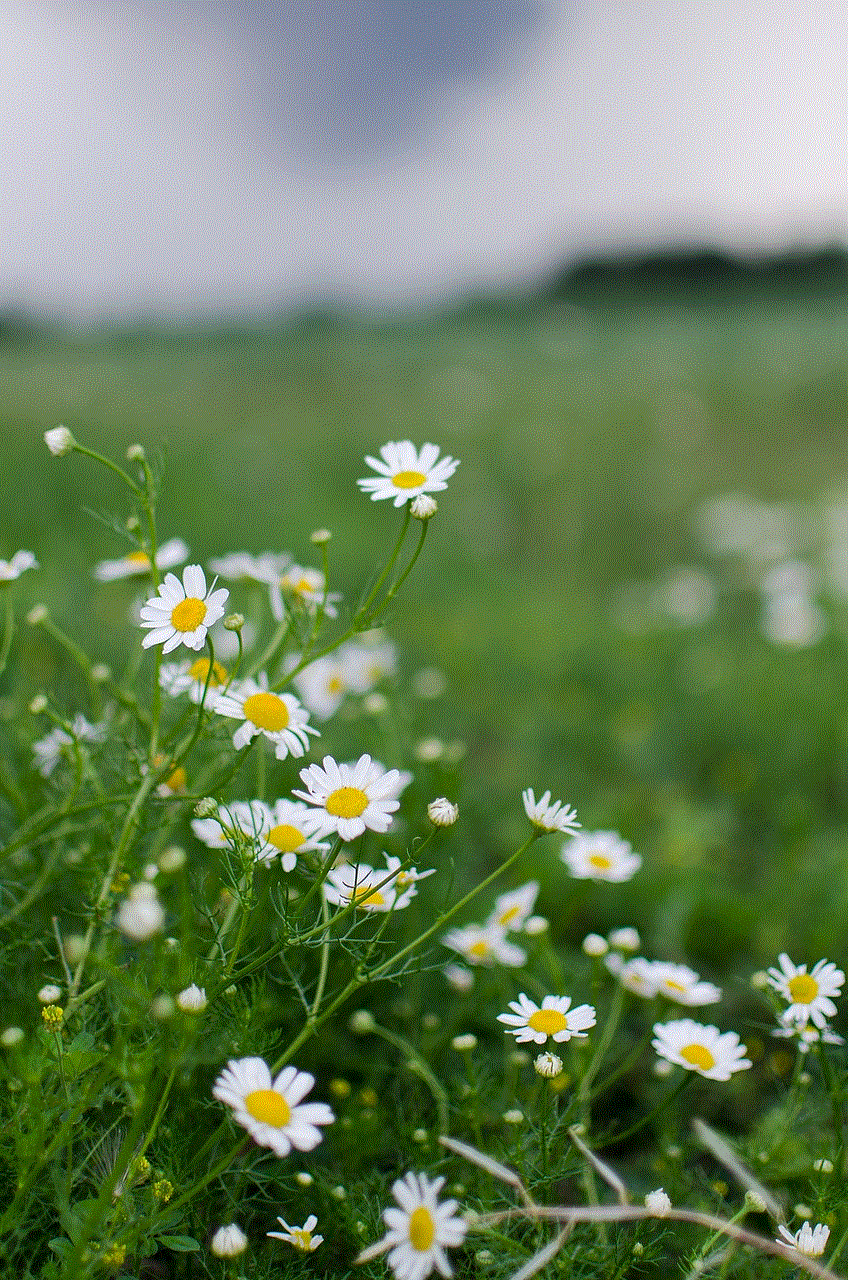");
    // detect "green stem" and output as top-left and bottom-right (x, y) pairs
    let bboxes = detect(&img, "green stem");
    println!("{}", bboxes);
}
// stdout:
(370, 1023), (450, 1133)
(246, 617), (292, 680)
(72, 443), (141, 494)
(355, 508), (411, 622)
(366, 519), (428, 624)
